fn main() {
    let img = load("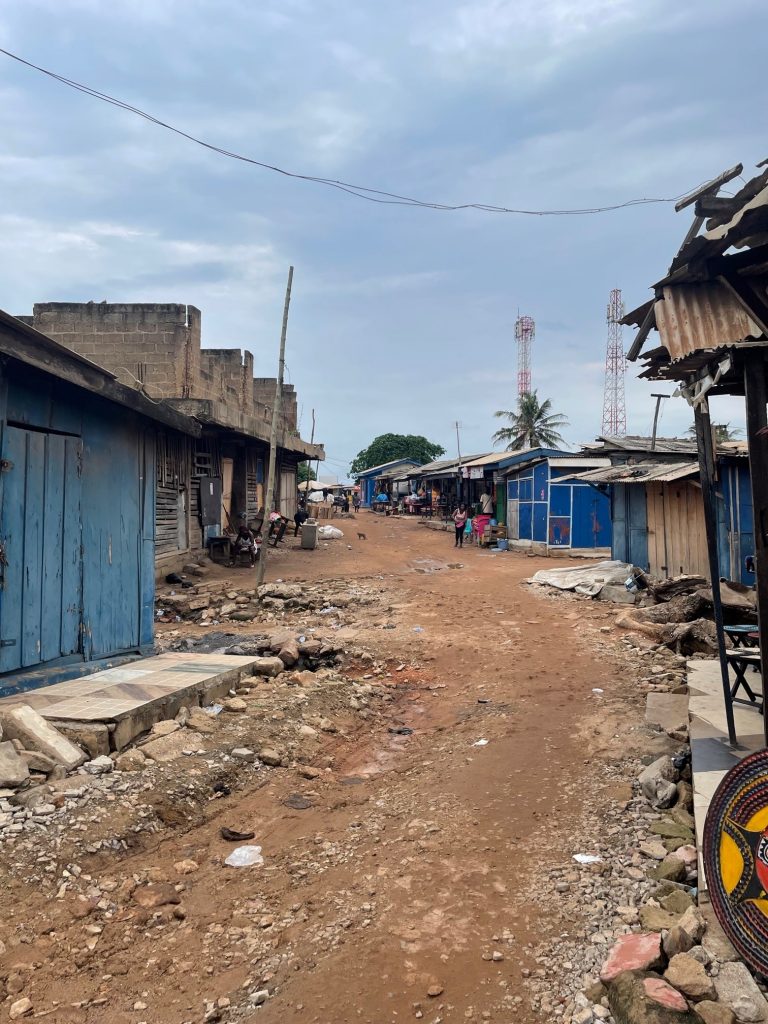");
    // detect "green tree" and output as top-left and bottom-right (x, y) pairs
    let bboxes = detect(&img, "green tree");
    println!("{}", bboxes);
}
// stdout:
(351, 434), (445, 475)
(297, 462), (317, 484)
(686, 422), (742, 443)
(492, 391), (568, 450)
